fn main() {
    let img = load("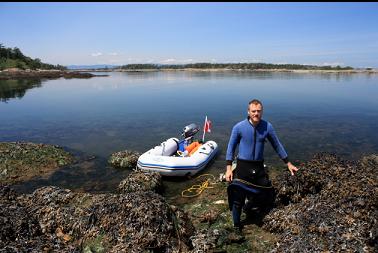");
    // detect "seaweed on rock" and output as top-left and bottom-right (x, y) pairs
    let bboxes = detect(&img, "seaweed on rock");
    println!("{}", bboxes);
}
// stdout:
(263, 153), (378, 252)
